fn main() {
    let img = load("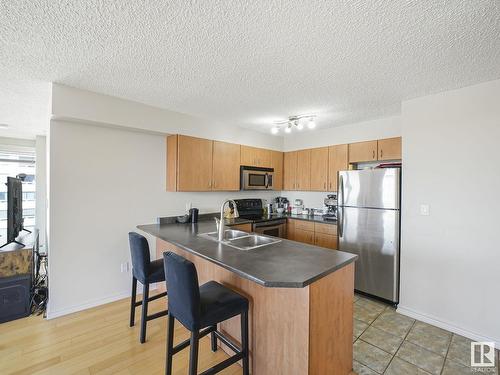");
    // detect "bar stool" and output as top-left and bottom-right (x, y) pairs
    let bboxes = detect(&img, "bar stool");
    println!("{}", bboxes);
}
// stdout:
(128, 232), (168, 343)
(163, 252), (249, 375)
